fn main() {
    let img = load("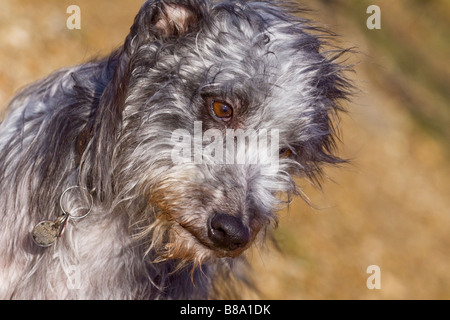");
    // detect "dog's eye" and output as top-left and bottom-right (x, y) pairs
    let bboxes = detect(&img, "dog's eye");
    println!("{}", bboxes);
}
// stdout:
(211, 100), (233, 121)
(279, 147), (292, 158)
